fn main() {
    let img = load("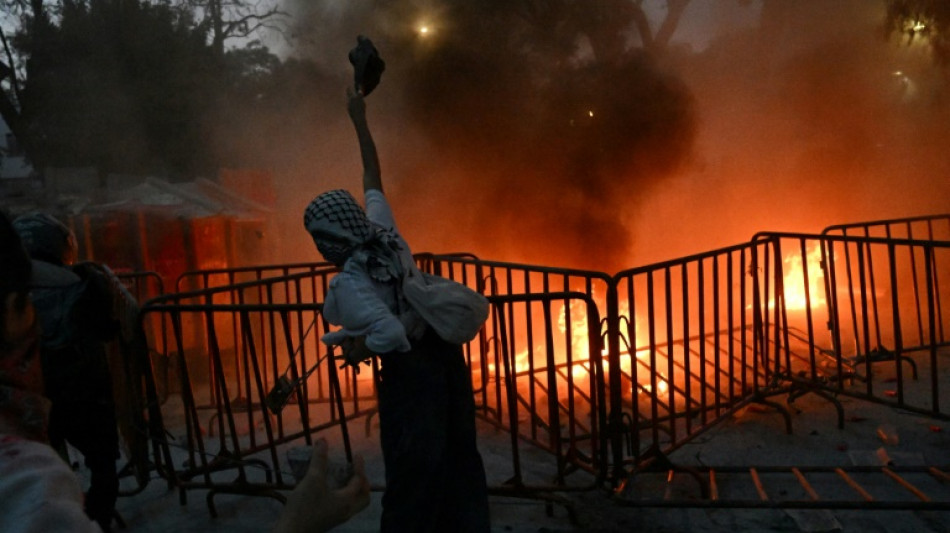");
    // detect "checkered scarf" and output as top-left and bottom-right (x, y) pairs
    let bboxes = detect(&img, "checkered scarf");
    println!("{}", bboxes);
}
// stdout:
(304, 190), (403, 281)
(304, 189), (375, 266)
